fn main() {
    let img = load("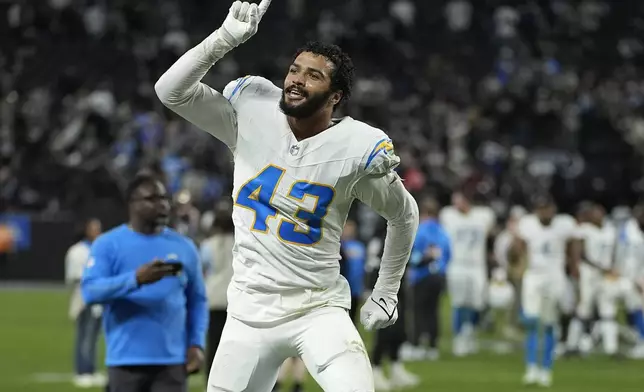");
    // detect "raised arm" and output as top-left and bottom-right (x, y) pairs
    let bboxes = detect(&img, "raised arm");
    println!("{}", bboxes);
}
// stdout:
(154, 1), (272, 149)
